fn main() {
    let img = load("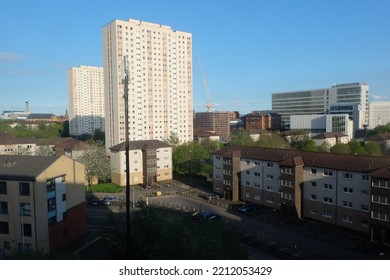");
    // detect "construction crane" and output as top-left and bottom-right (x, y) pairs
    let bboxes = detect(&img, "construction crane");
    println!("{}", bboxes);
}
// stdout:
(198, 57), (213, 112)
